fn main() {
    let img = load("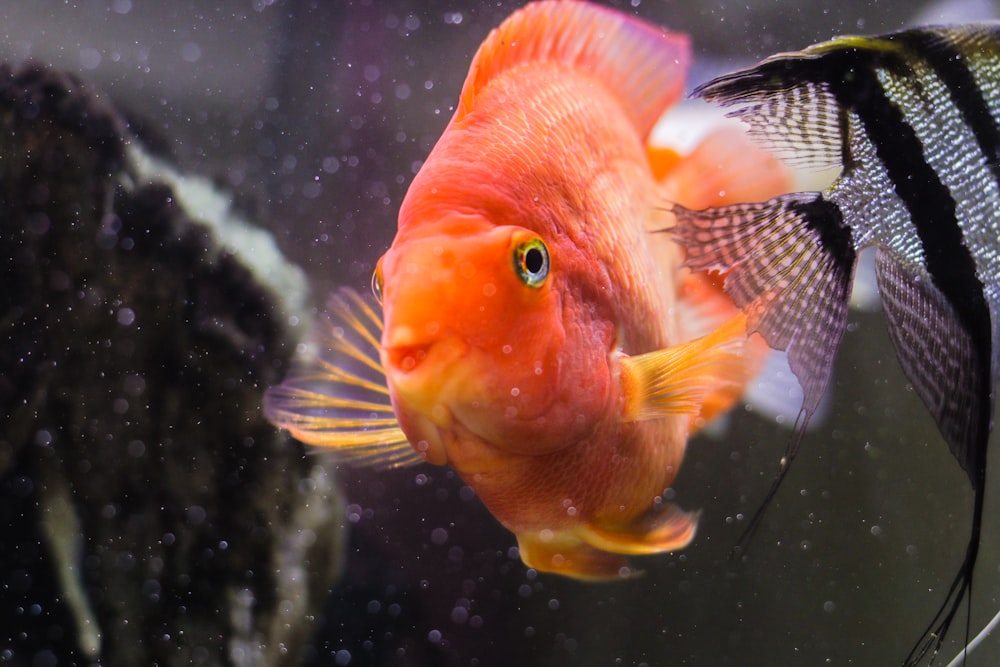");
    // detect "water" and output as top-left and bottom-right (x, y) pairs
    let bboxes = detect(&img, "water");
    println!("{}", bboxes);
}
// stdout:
(1, 1), (998, 665)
